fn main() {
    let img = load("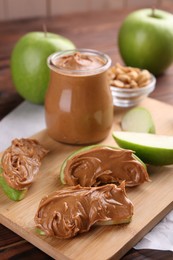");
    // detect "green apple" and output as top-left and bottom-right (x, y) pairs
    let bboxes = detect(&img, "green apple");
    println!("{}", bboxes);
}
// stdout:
(112, 131), (173, 165)
(118, 9), (173, 75)
(121, 107), (155, 133)
(0, 167), (27, 201)
(11, 32), (75, 104)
